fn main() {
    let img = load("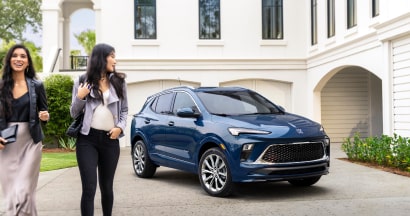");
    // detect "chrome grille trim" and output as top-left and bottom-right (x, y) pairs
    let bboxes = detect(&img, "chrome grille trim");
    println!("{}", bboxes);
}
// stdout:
(255, 142), (326, 164)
